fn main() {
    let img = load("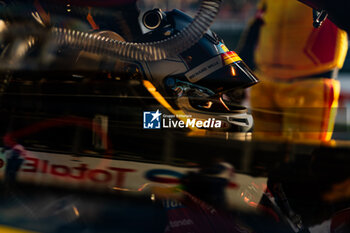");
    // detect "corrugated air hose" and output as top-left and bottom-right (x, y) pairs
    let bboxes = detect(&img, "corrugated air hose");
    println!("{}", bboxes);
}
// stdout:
(51, 0), (222, 61)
